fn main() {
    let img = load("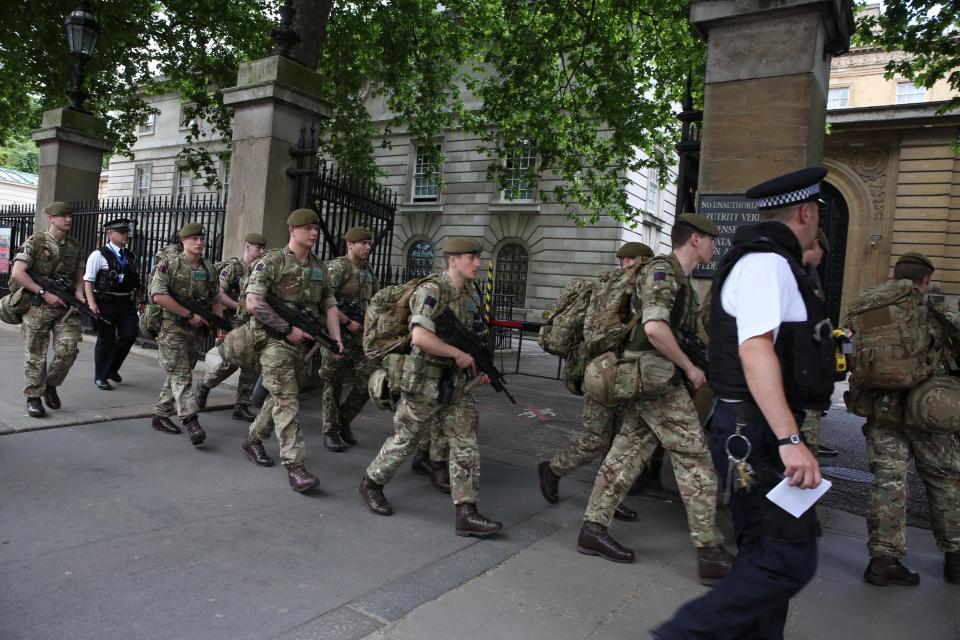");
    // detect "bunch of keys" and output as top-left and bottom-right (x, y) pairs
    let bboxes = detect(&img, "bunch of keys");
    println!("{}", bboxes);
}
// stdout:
(723, 419), (756, 503)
